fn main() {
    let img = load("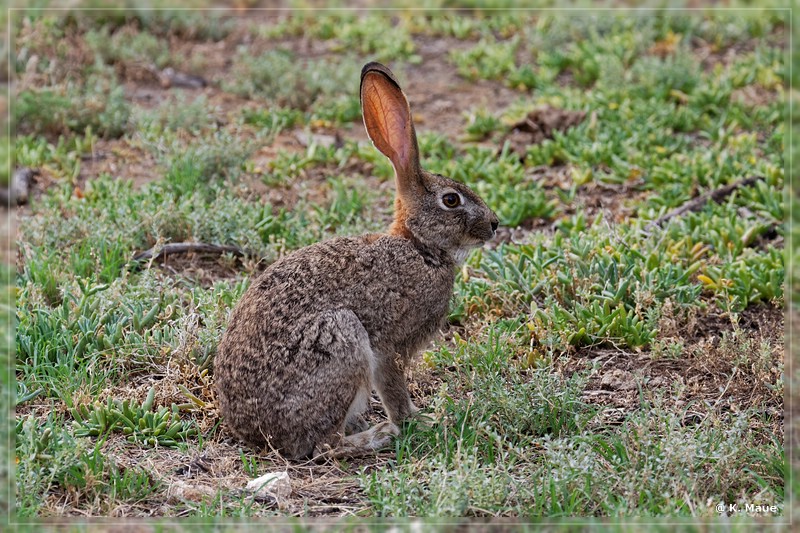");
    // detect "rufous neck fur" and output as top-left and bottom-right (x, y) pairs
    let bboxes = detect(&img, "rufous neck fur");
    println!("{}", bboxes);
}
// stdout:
(388, 196), (413, 239)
